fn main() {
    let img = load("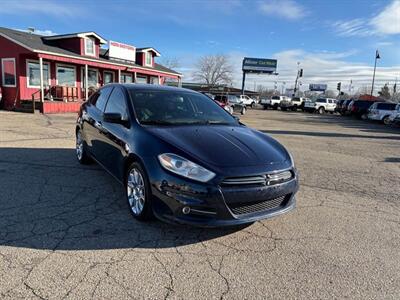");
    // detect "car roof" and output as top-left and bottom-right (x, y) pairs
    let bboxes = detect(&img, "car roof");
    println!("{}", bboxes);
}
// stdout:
(103, 83), (197, 94)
